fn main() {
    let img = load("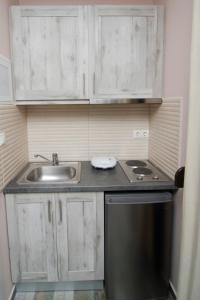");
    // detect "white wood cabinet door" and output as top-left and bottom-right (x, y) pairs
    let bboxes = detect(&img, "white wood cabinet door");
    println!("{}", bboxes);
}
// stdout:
(6, 194), (58, 283)
(56, 192), (104, 281)
(90, 5), (164, 100)
(11, 6), (88, 100)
